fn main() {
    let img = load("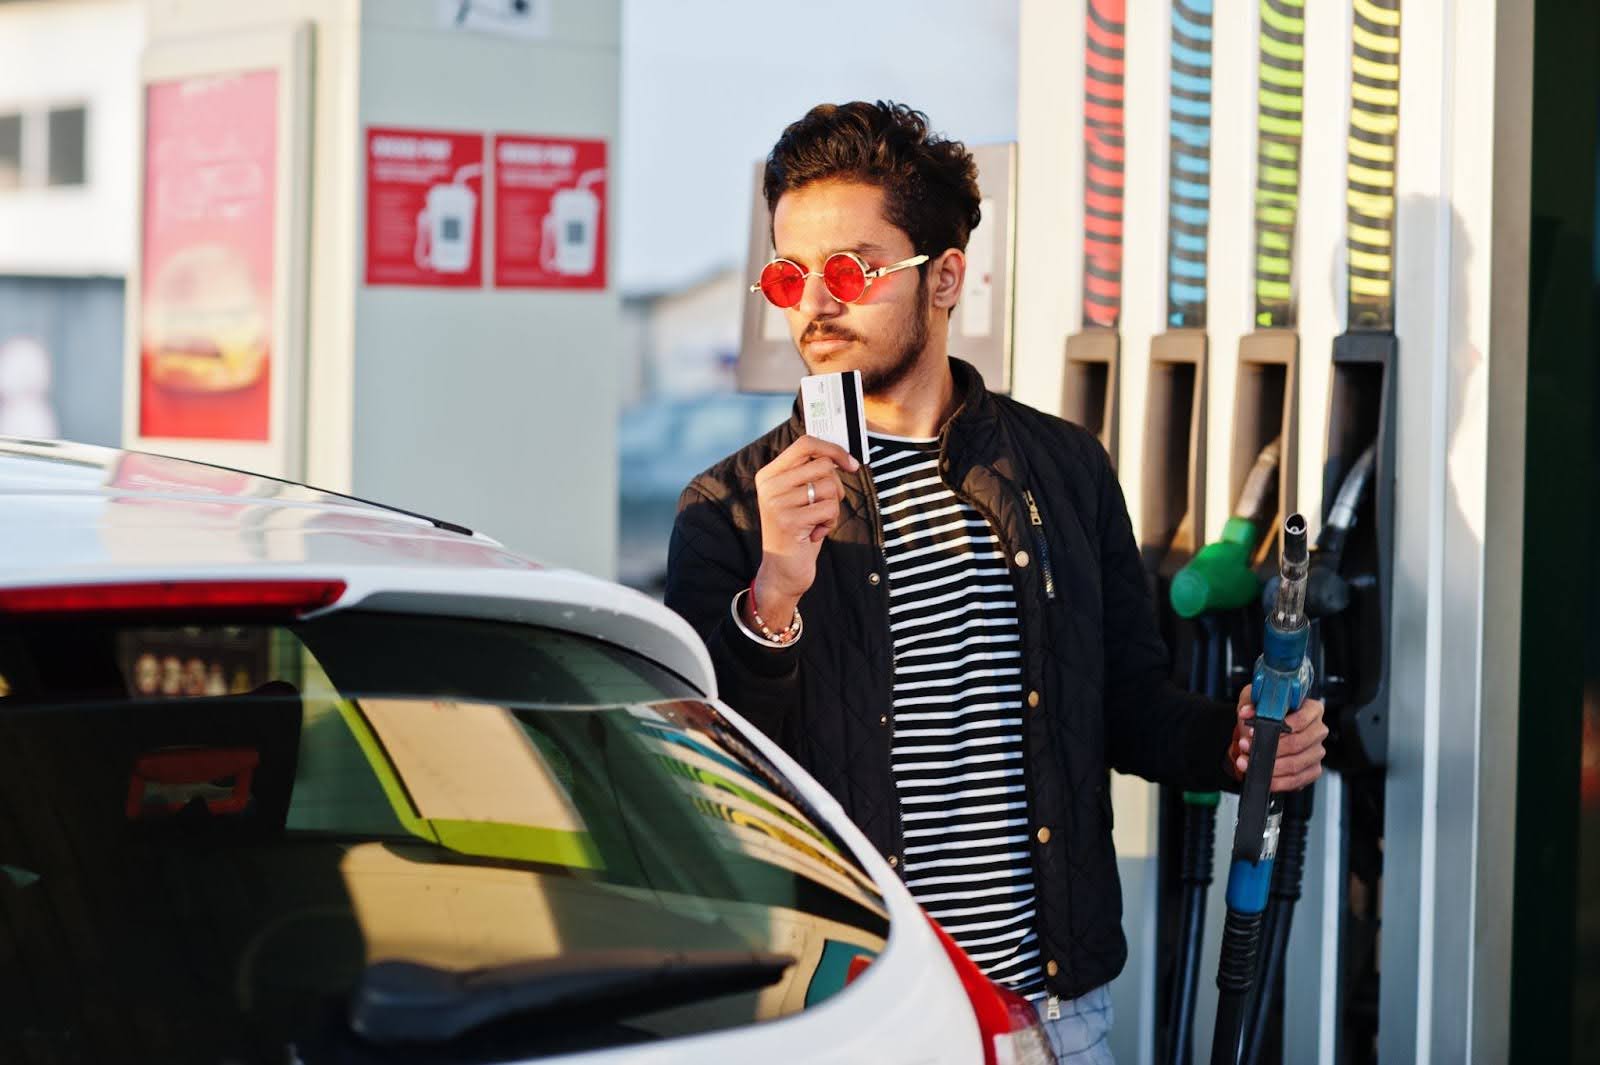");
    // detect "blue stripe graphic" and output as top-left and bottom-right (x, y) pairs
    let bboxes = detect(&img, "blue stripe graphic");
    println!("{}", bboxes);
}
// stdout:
(1165, 0), (1215, 328)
